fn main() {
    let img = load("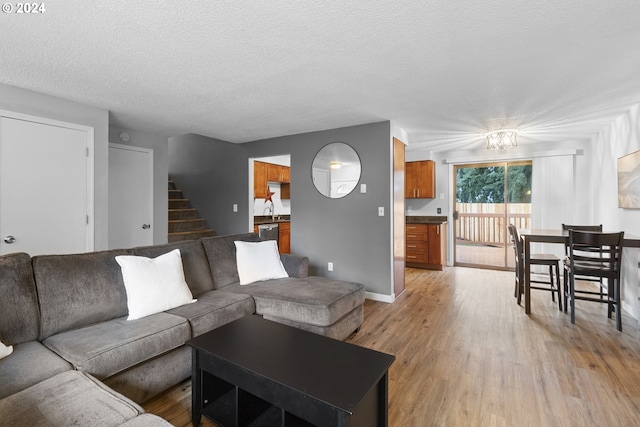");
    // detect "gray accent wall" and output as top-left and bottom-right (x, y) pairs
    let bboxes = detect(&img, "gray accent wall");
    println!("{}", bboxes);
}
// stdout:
(244, 121), (393, 296)
(168, 133), (249, 235)
(168, 122), (394, 297)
